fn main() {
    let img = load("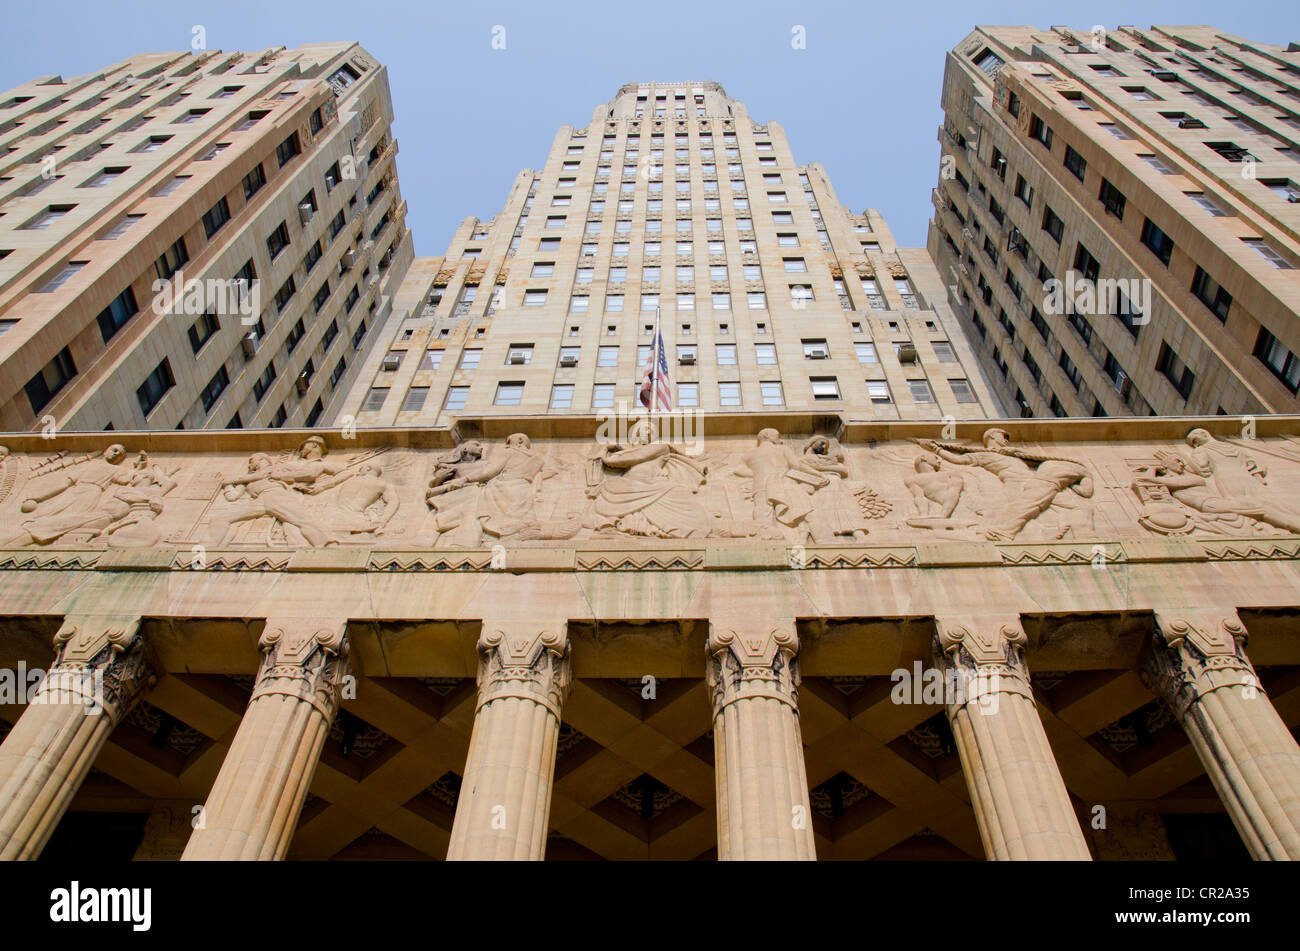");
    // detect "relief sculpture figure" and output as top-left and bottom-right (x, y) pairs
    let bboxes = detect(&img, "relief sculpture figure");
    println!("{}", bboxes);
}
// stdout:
(921, 428), (1094, 541)
(585, 420), (713, 538)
